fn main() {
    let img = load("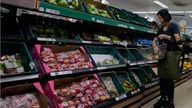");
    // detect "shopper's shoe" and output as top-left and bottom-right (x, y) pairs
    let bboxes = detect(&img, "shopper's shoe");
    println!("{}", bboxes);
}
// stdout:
(153, 98), (166, 108)
(164, 100), (175, 108)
